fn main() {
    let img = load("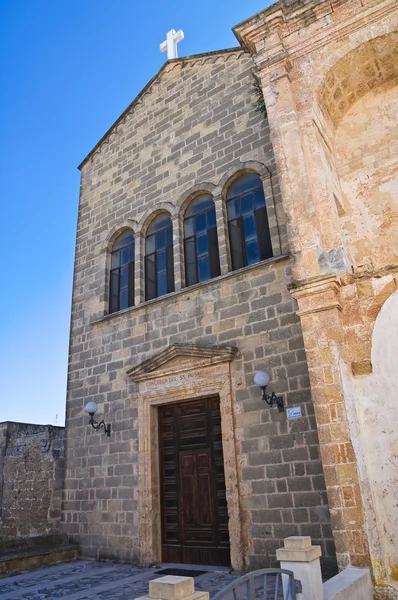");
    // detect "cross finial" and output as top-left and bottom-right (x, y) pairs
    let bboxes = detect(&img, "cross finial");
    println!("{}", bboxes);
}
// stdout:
(160, 29), (184, 60)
